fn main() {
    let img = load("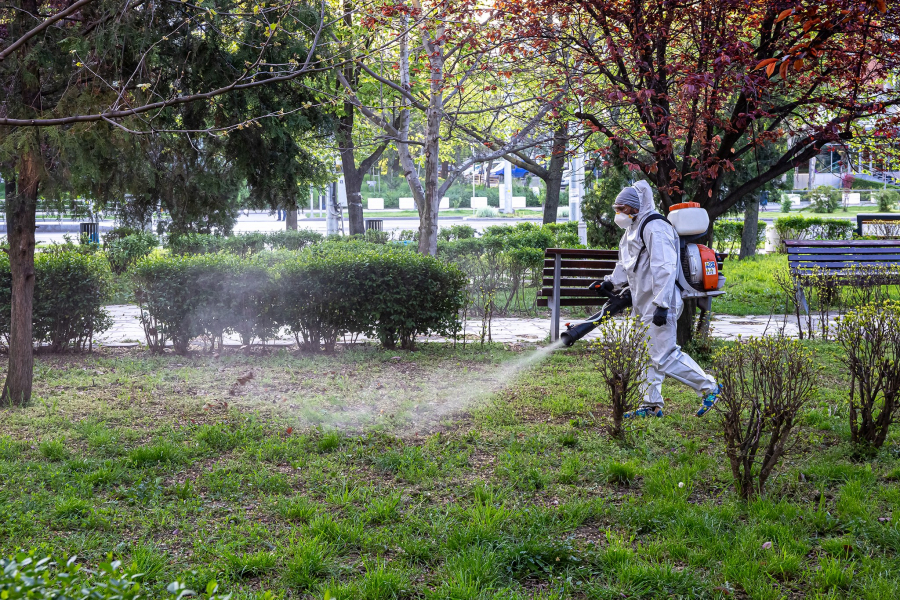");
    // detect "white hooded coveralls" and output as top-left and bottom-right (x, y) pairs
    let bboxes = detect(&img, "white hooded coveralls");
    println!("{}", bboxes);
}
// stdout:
(604, 181), (717, 408)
